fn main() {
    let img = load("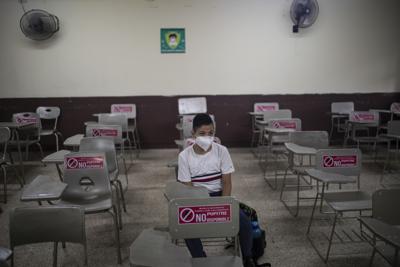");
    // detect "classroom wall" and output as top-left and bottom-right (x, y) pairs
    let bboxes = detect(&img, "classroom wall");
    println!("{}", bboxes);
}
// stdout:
(0, 93), (398, 149)
(0, 0), (399, 98)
